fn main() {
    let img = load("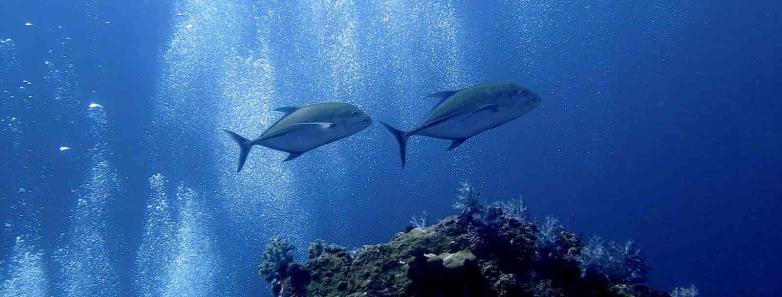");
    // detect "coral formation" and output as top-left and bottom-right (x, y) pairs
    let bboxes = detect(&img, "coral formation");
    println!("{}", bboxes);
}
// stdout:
(670, 285), (699, 297)
(259, 237), (309, 296)
(259, 183), (690, 297)
(580, 236), (648, 285)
